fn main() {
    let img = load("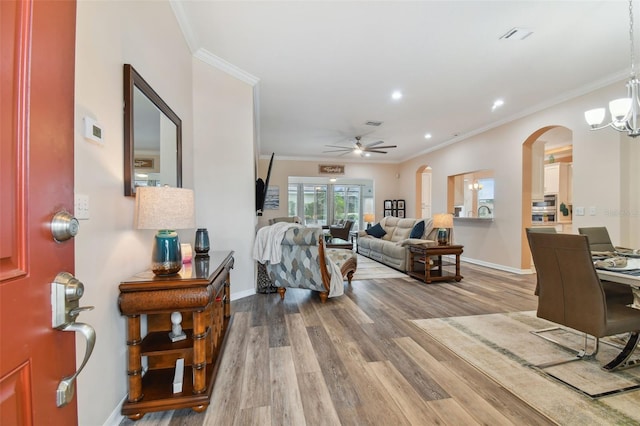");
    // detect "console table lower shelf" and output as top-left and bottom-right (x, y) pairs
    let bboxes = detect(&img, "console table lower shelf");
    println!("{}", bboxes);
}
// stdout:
(407, 244), (463, 284)
(118, 251), (234, 420)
